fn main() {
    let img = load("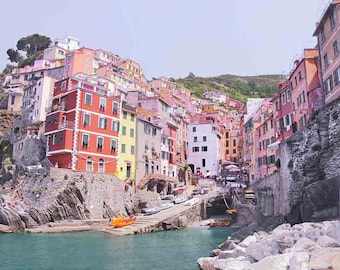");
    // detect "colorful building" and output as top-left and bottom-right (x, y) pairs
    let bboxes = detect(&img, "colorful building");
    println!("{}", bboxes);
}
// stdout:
(45, 74), (121, 174)
(314, 0), (340, 104)
(117, 102), (137, 183)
